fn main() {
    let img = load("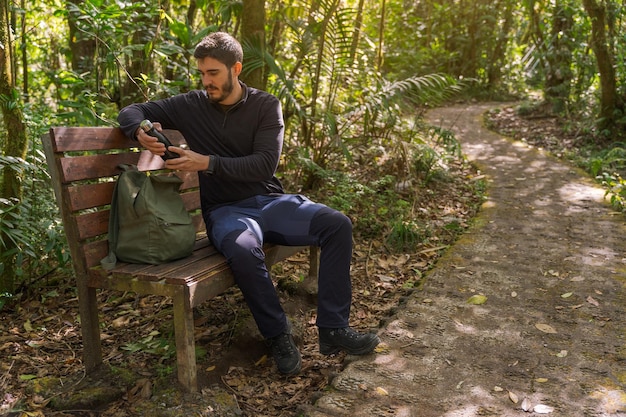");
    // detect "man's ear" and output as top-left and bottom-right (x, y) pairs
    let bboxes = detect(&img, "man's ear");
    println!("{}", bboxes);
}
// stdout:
(232, 61), (243, 76)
